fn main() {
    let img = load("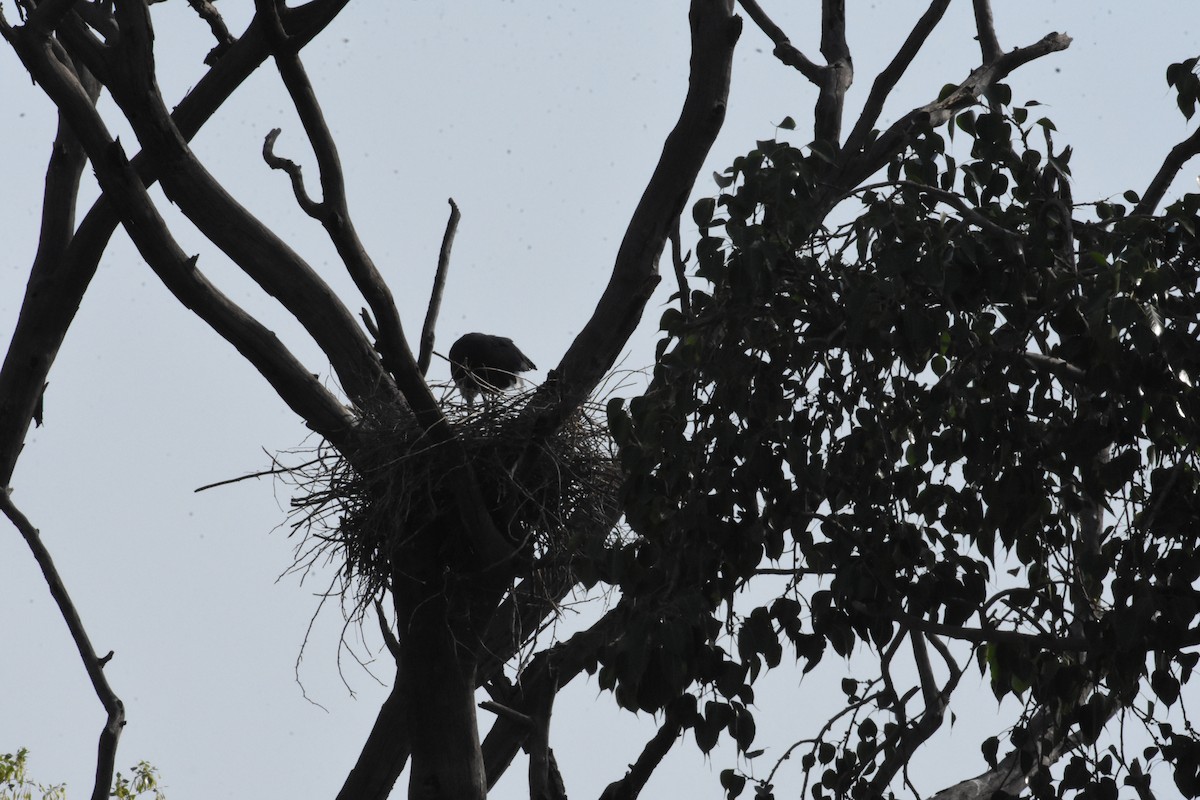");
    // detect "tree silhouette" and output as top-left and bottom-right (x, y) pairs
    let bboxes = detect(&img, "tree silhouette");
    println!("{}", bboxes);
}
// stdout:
(4, 2), (1199, 799)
